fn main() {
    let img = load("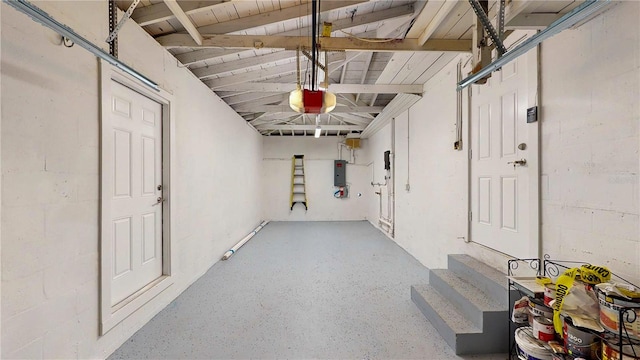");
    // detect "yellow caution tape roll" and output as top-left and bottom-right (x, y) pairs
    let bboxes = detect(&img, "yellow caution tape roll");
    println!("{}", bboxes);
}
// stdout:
(552, 264), (611, 334)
